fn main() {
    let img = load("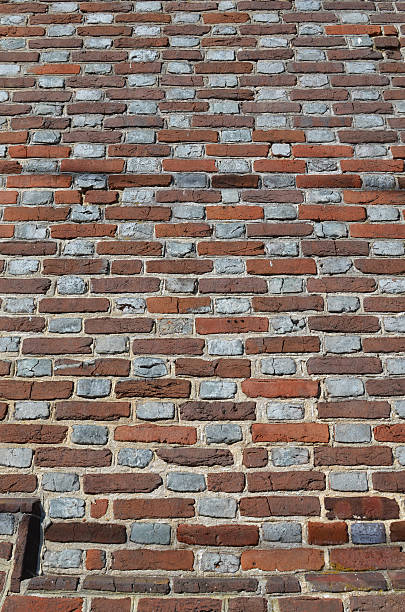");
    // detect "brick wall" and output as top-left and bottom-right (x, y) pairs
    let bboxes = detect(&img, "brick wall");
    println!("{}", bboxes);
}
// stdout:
(1, 0), (405, 610)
